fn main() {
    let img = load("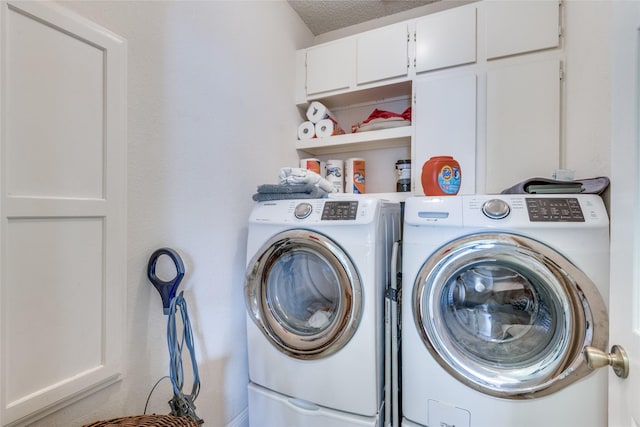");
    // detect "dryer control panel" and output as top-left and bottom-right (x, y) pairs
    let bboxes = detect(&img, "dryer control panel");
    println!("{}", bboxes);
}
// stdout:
(525, 197), (585, 222)
(249, 197), (379, 225)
